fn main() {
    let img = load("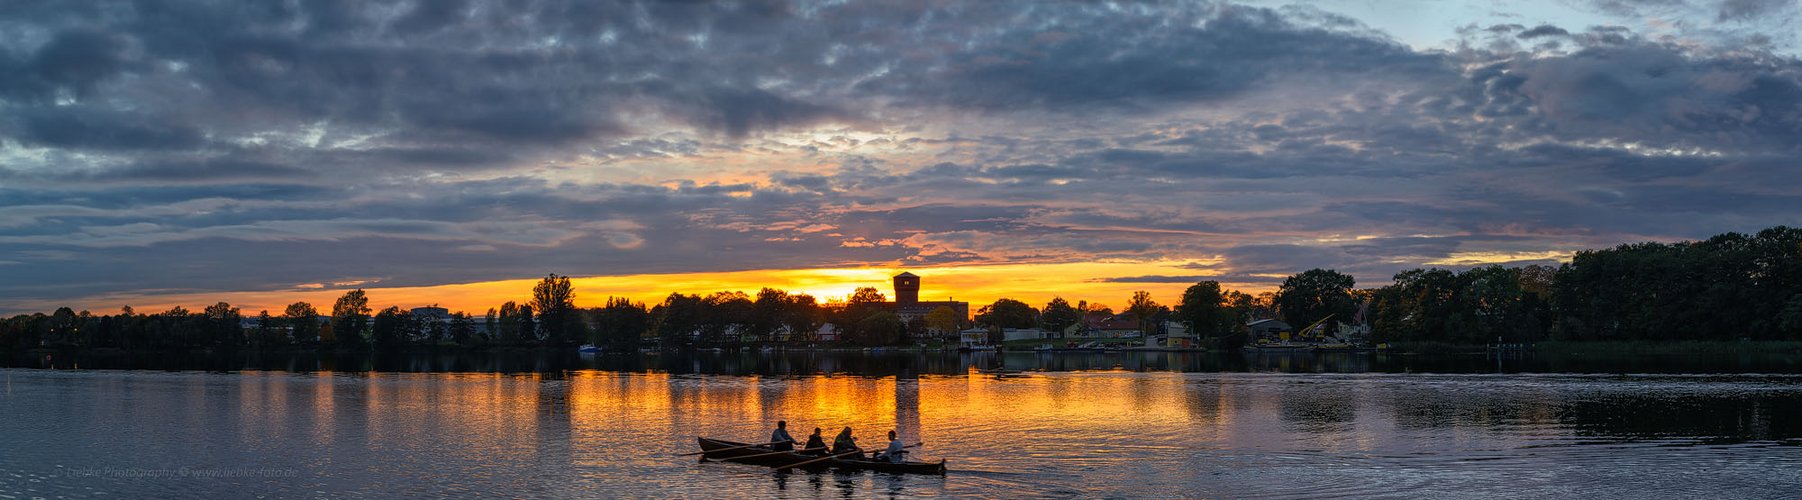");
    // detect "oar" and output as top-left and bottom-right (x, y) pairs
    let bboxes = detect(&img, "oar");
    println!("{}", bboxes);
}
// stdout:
(678, 440), (790, 456)
(774, 449), (865, 471)
(730, 446), (828, 460)
(777, 442), (922, 471)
